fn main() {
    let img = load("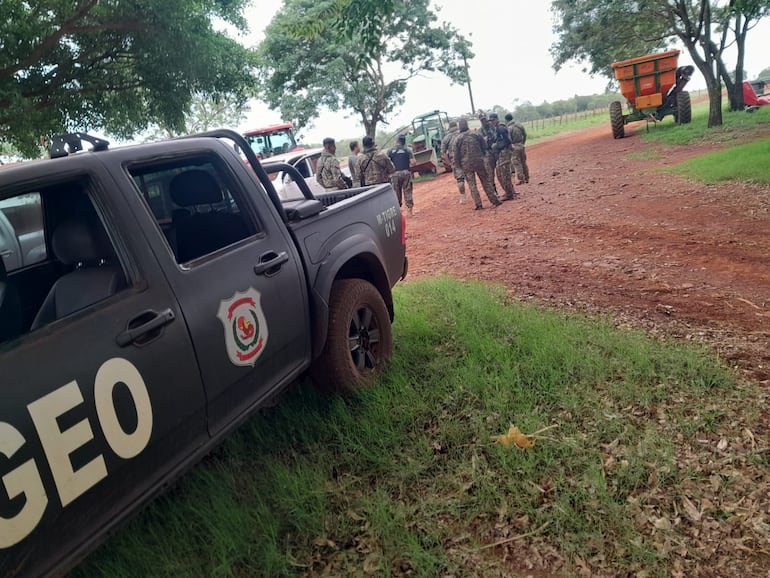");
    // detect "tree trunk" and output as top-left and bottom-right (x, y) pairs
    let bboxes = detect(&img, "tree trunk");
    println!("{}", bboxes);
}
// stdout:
(705, 76), (723, 127)
(362, 117), (376, 139)
(681, 43), (723, 127)
(731, 12), (749, 111)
